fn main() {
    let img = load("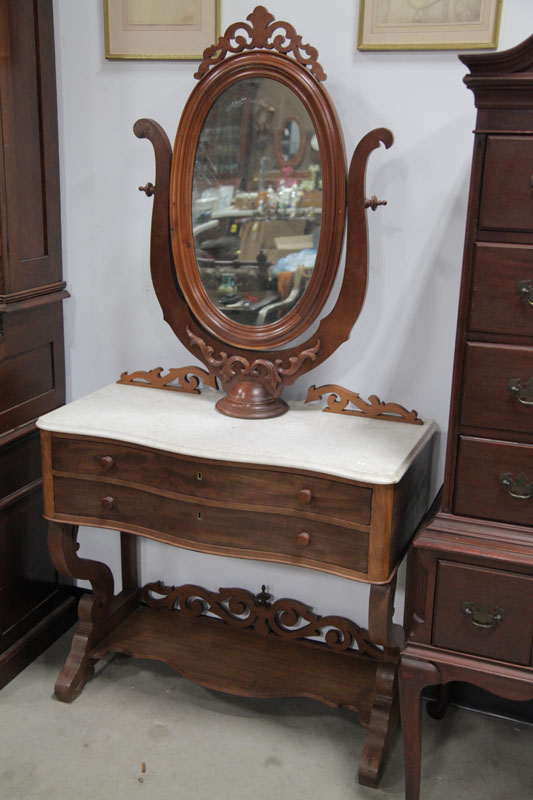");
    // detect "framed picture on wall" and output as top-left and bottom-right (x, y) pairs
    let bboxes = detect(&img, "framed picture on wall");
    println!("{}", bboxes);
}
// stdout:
(357, 0), (502, 51)
(104, 0), (220, 60)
